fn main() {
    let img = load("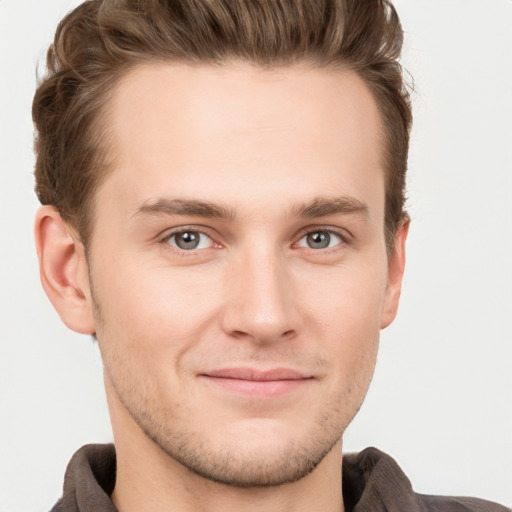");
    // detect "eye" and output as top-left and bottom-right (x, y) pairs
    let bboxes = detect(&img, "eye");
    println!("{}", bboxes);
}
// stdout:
(297, 230), (343, 250)
(165, 230), (214, 251)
